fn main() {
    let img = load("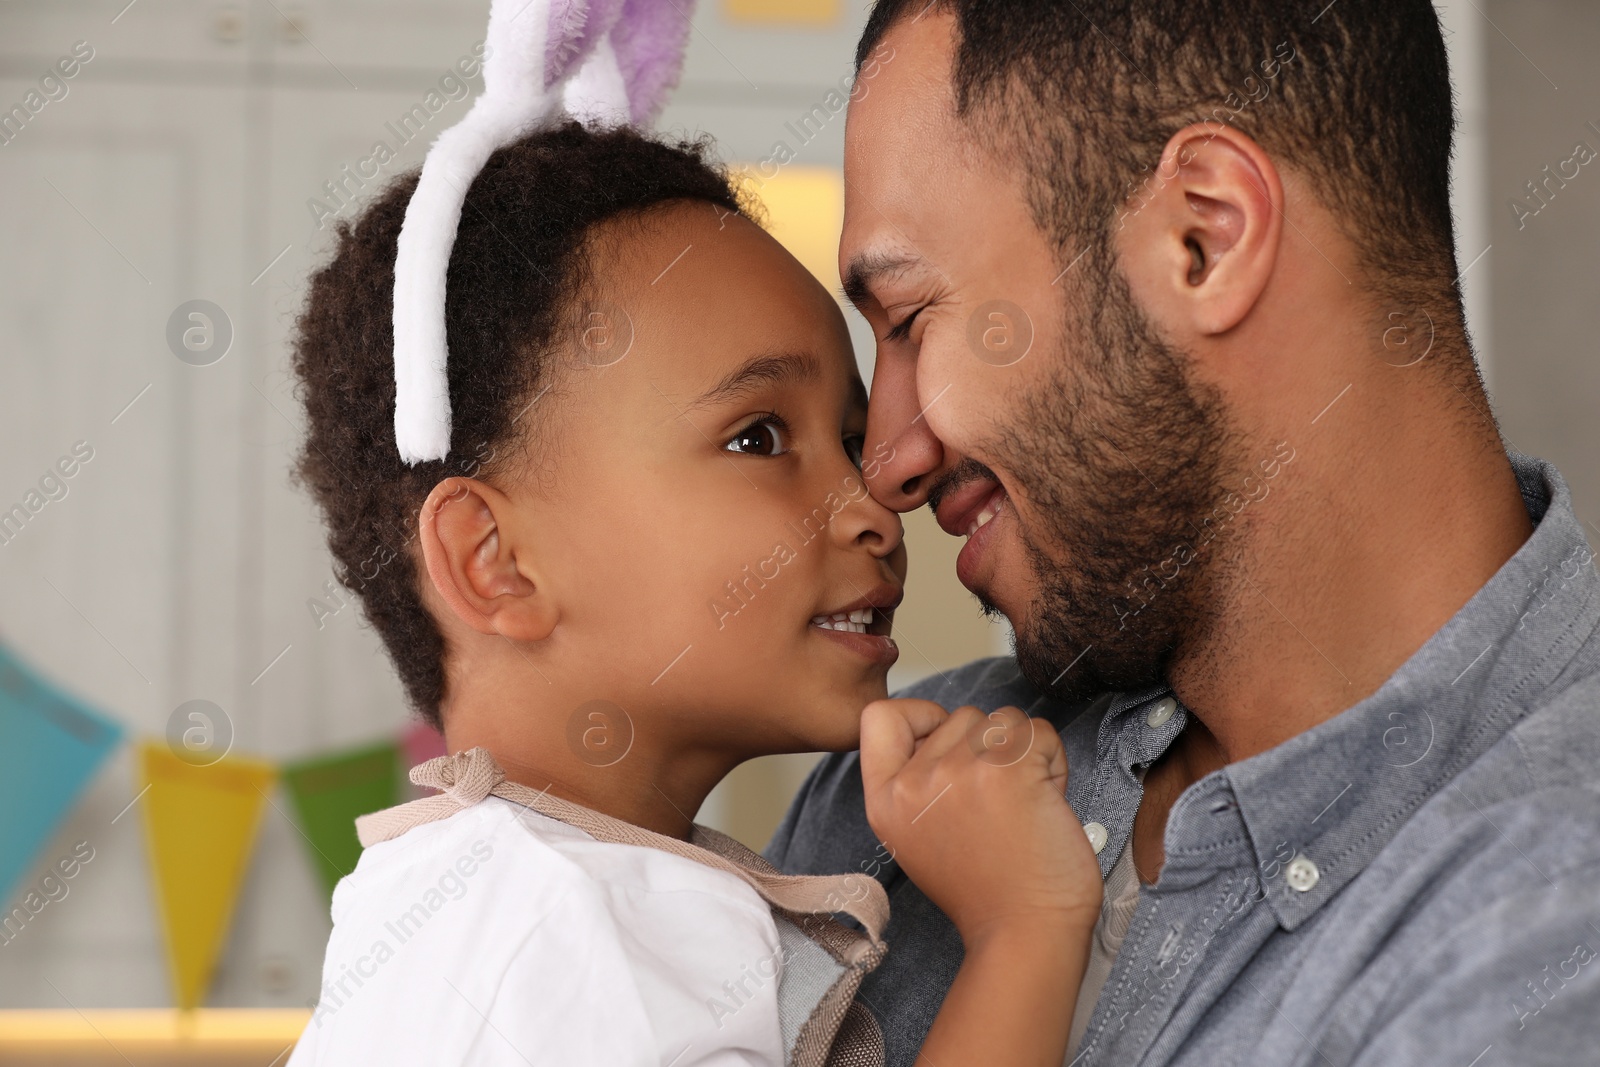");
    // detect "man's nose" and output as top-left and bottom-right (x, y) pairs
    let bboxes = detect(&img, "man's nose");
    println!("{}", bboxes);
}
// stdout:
(863, 350), (945, 513)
